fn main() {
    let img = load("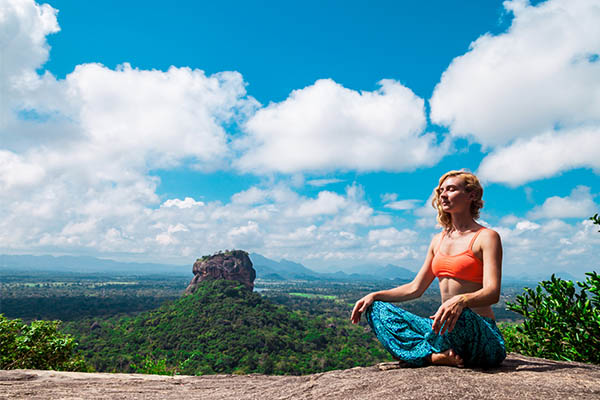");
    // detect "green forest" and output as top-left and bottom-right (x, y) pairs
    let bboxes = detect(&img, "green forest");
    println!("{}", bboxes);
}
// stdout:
(61, 279), (391, 375)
